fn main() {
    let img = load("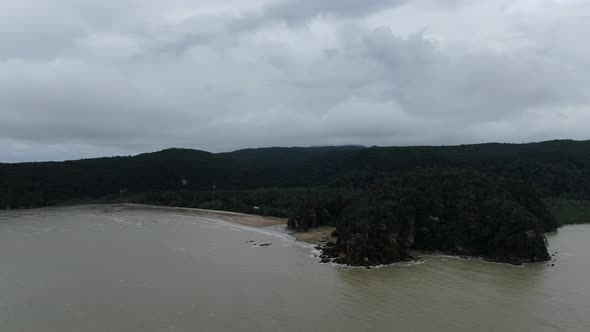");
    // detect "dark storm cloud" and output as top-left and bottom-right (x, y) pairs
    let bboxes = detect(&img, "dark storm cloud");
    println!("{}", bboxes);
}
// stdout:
(0, 0), (589, 162)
